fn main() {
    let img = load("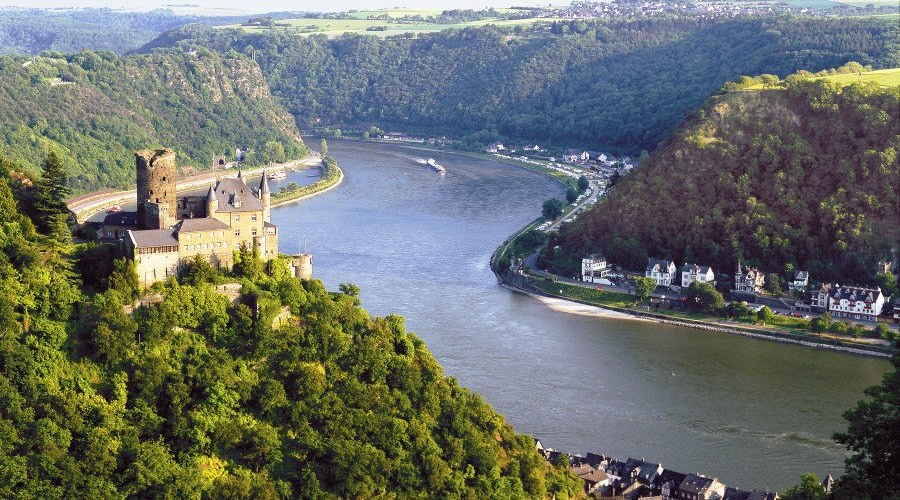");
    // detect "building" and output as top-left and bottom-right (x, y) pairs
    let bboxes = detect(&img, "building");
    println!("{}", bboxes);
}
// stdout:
(582, 254), (610, 283)
(820, 284), (885, 323)
(681, 264), (715, 289)
(677, 474), (726, 500)
(646, 258), (677, 286)
(734, 262), (765, 293)
(123, 148), (279, 287)
(788, 271), (809, 292)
